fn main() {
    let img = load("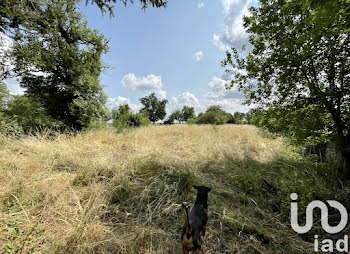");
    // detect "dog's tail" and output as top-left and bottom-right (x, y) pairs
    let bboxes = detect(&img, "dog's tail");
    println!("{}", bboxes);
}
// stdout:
(182, 203), (191, 234)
